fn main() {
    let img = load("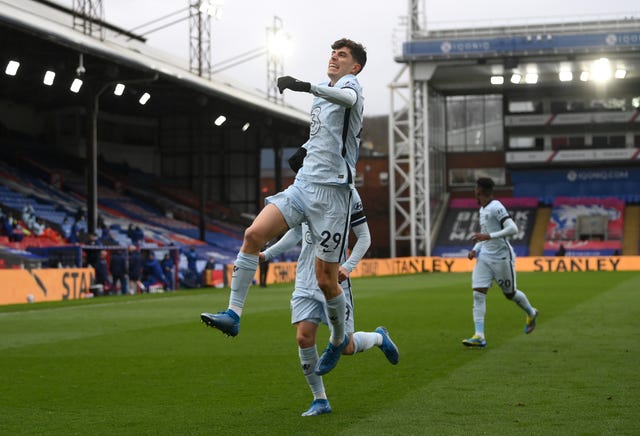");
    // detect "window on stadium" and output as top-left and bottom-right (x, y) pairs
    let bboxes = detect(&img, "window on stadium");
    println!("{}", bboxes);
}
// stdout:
(508, 136), (543, 150)
(507, 100), (542, 114)
(590, 97), (626, 111)
(551, 136), (585, 150)
(446, 94), (503, 152)
(551, 100), (586, 113)
(449, 167), (506, 187)
(593, 135), (627, 148)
